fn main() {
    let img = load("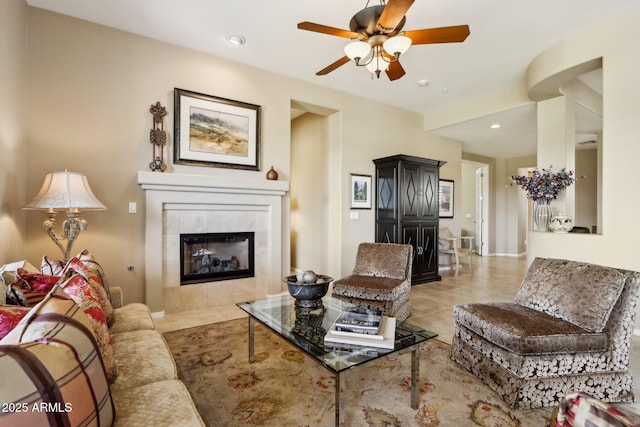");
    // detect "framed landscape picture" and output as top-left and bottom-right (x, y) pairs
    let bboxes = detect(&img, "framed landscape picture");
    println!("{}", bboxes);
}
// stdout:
(174, 88), (260, 170)
(350, 174), (372, 209)
(439, 179), (454, 218)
